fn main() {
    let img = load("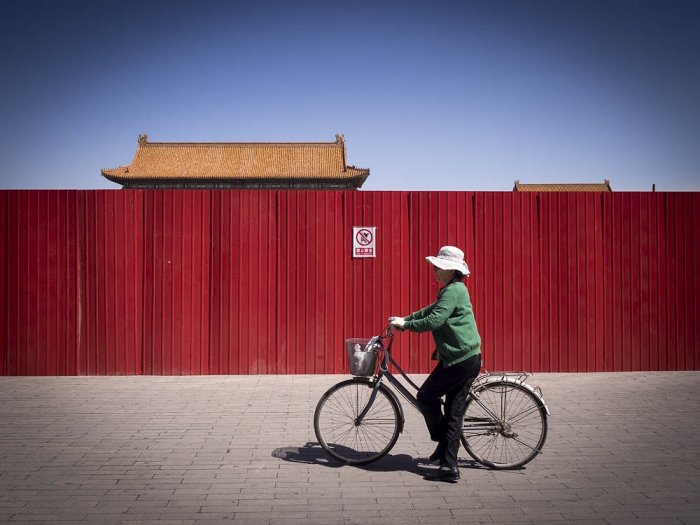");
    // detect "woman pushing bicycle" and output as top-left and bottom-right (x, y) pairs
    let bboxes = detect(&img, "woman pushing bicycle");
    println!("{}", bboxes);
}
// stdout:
(315, 248), (547, 471)
(389, 245), (482, 483)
